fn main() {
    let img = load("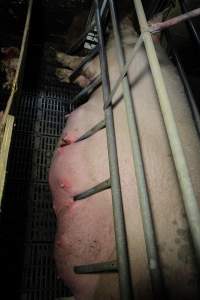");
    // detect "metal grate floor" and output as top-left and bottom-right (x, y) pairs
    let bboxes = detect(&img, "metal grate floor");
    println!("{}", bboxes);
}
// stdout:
(0, 40), (82, 299)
